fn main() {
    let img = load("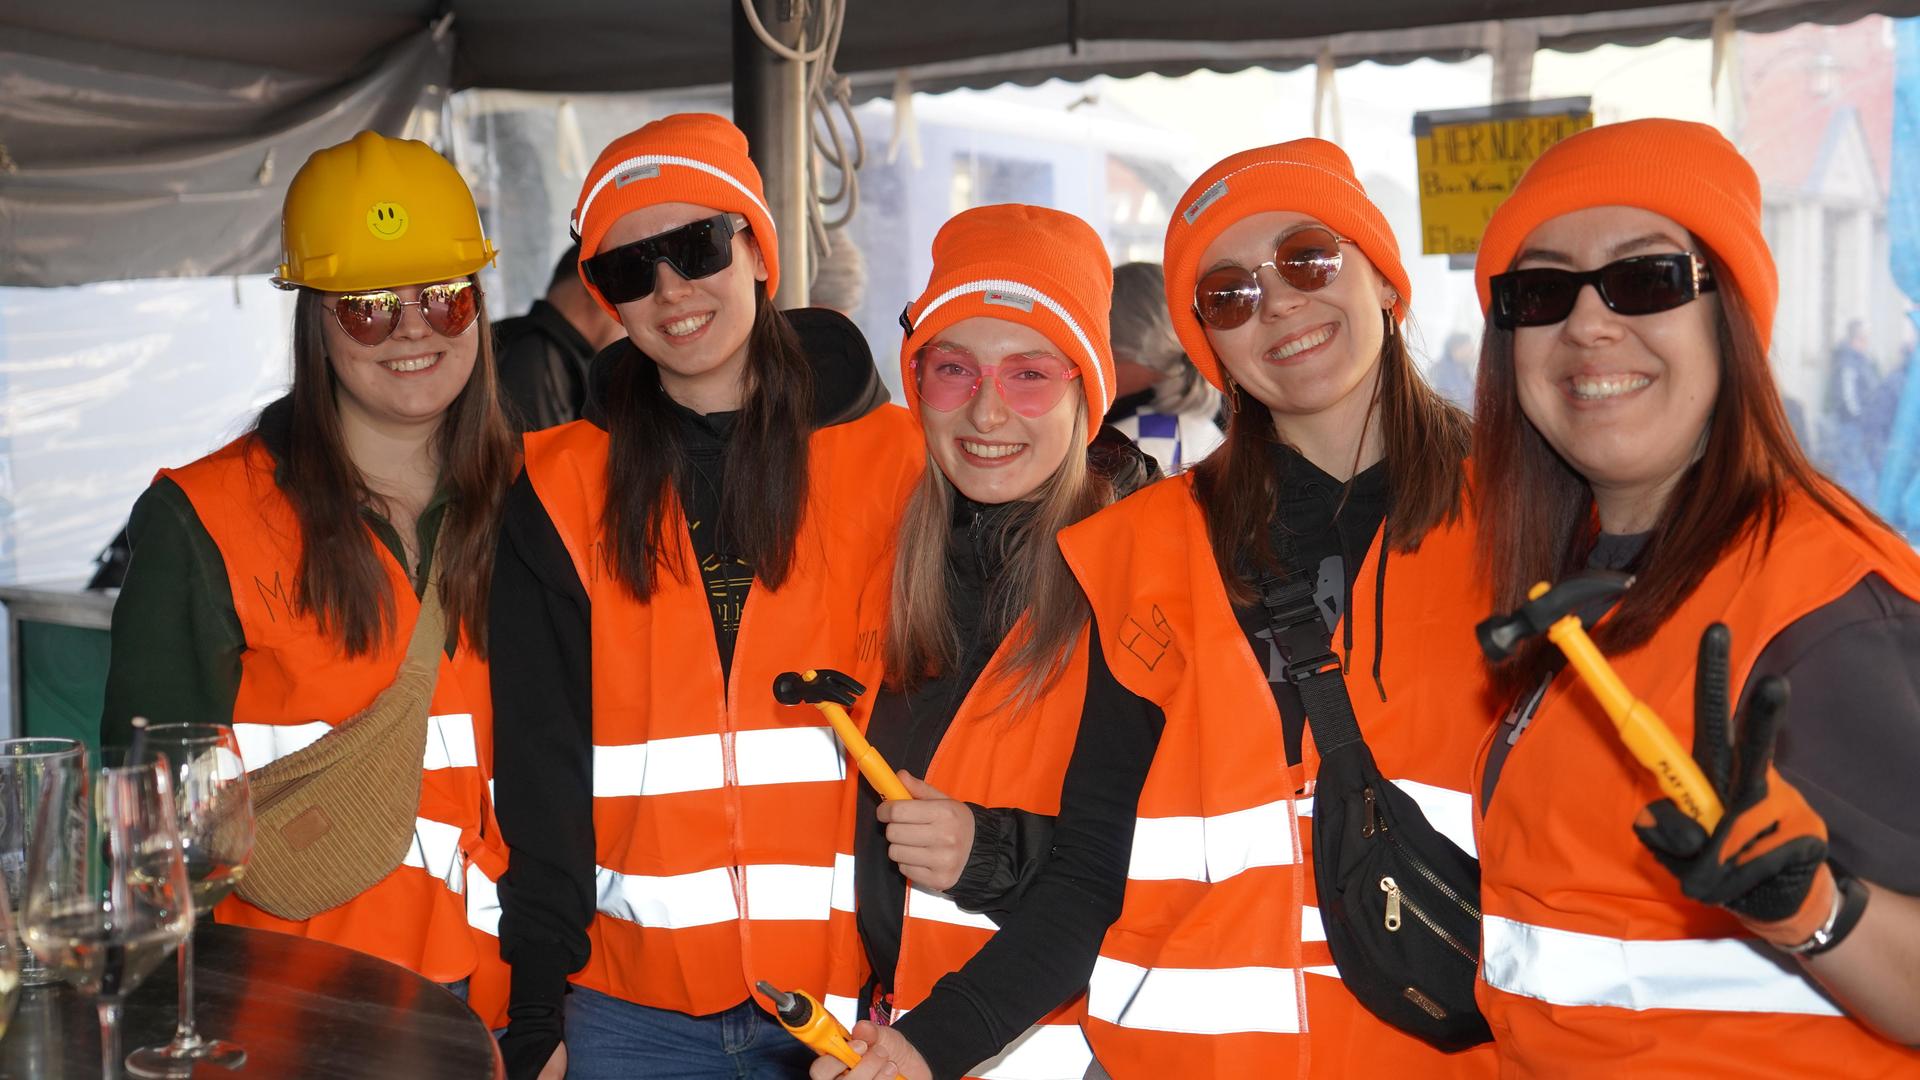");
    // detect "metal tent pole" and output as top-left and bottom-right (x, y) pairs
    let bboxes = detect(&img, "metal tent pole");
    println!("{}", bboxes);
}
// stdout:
(733, 0), (812, 308)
